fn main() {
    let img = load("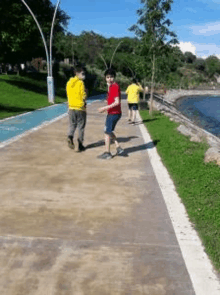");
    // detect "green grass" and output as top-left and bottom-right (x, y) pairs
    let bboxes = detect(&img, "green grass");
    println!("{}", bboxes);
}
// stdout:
(0, 74), (67, 119)
(140, 110), (220, 271)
